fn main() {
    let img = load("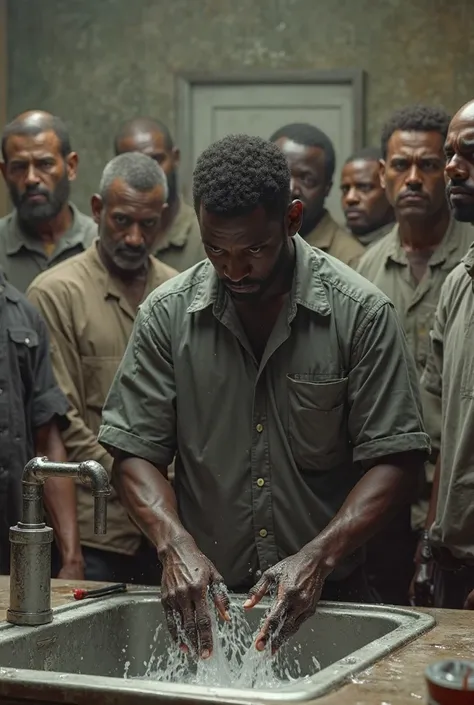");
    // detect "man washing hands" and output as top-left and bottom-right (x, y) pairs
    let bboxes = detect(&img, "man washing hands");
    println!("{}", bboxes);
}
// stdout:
(99, 134), (430, 658)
